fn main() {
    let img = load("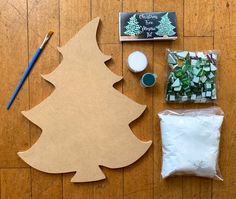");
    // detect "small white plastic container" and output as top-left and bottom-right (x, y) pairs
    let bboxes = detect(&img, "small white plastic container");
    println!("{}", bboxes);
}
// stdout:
(127, 51), (148, 73)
